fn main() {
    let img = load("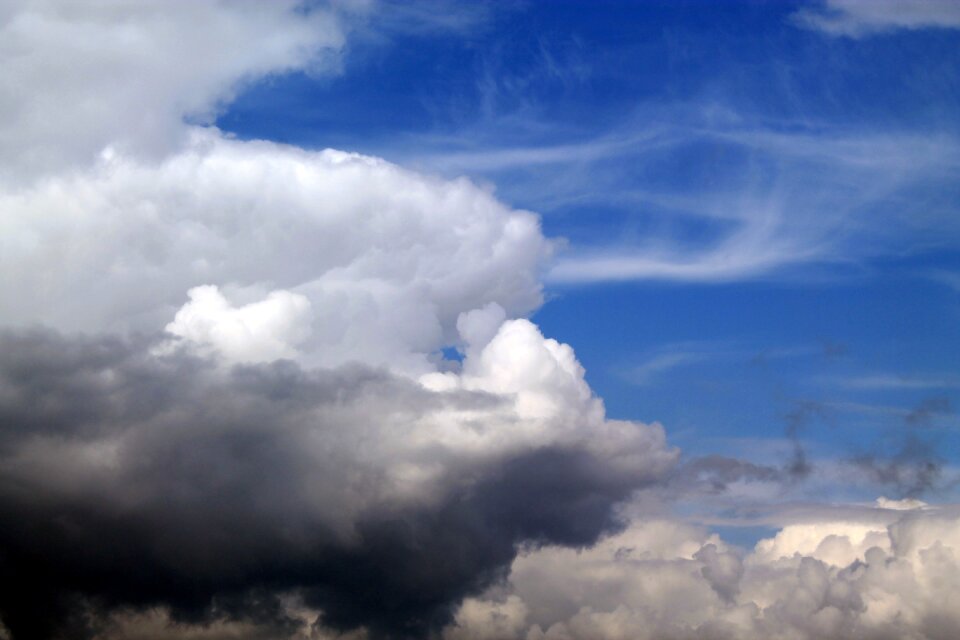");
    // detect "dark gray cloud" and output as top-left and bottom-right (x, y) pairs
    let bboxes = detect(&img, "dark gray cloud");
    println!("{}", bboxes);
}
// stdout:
(783, 400), (831, 480)
(851, 396), (954, 498)
(852, 442), (942, 498)
(670, 454), (783, 494)
(0, 329), (664, 640)
(904, 396), (952, 426)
